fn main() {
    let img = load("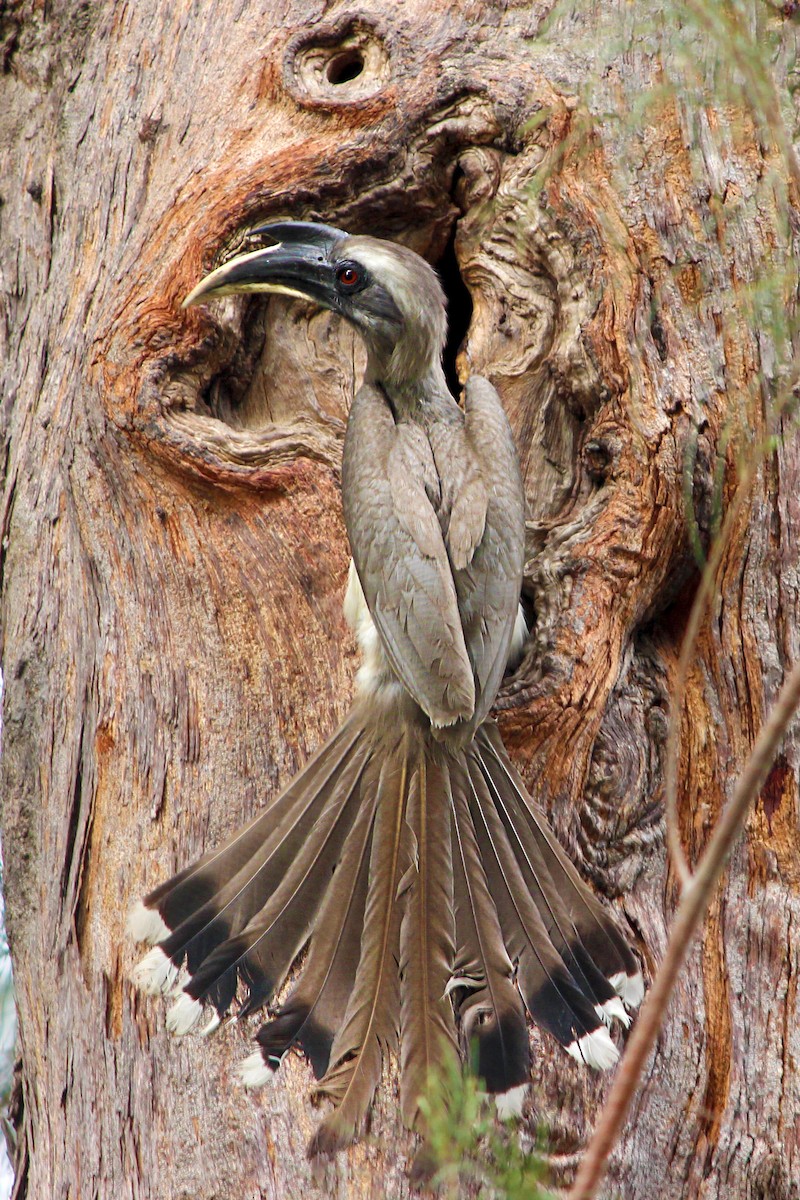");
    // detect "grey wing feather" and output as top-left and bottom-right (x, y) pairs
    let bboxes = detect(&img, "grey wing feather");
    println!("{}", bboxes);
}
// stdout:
(342, 384), (475, 727)
(445, 447), (487, 570)
(450, 376), (525, 730)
